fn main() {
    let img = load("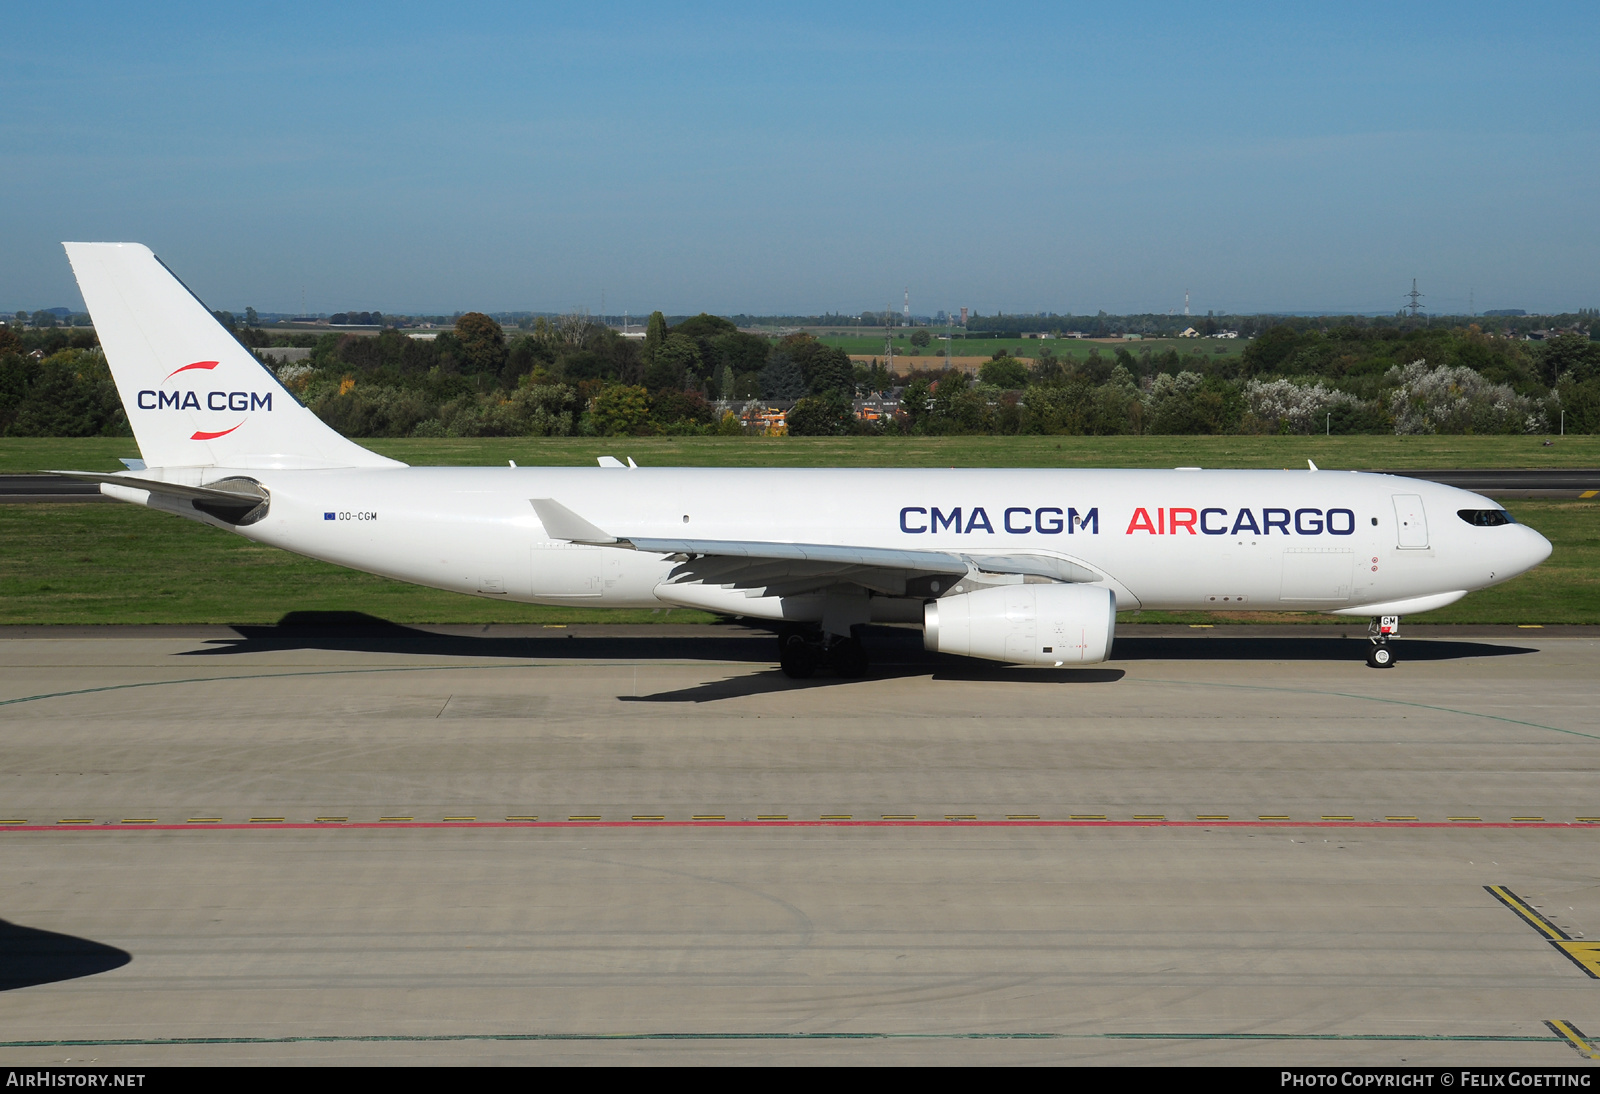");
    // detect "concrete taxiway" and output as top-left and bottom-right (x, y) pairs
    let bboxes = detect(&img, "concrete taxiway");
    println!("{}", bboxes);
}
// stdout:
(1, 623), (1597, 1065)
